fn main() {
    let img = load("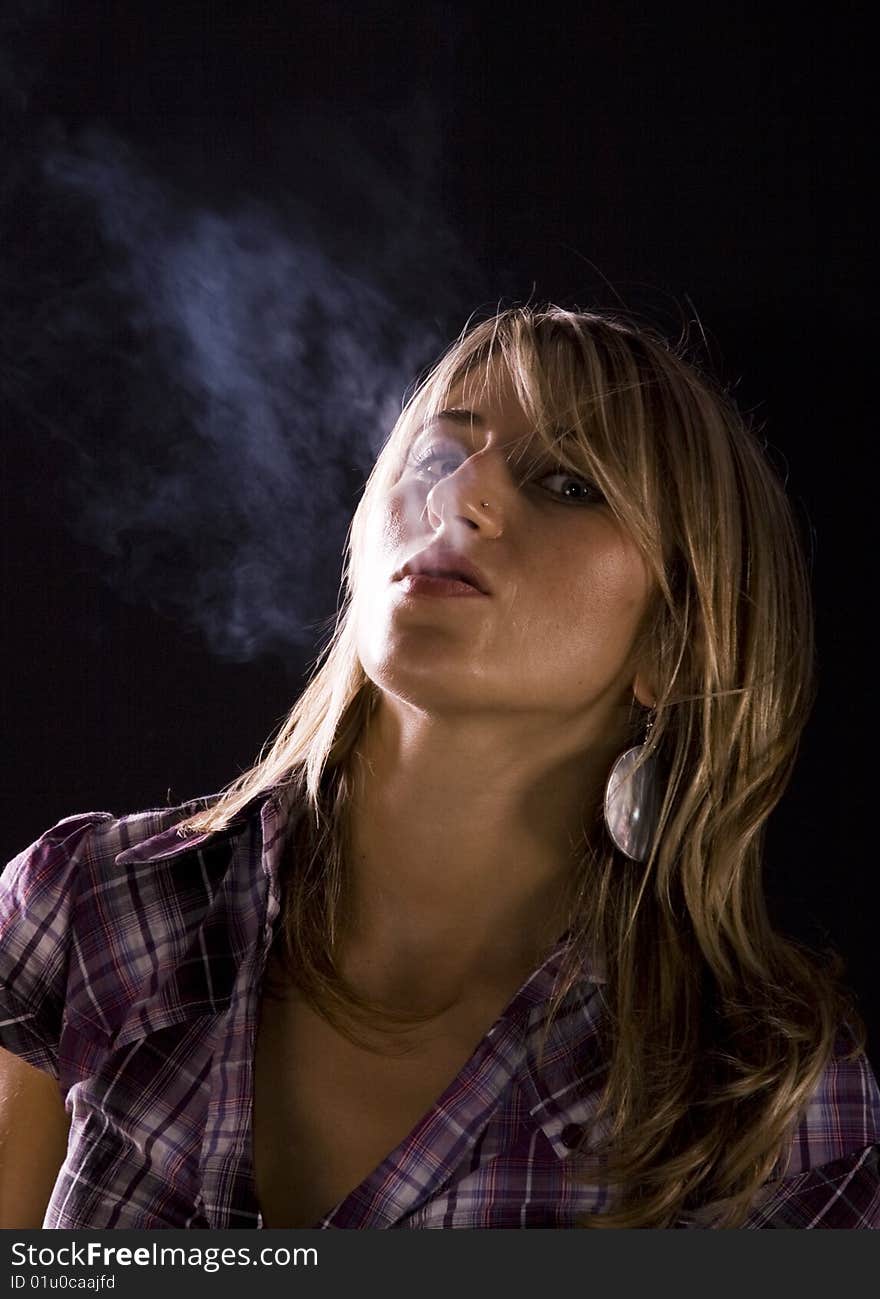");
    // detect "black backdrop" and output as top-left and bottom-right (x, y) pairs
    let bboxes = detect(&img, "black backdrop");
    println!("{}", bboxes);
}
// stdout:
(2, 2), (875, 1064)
